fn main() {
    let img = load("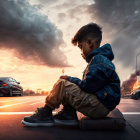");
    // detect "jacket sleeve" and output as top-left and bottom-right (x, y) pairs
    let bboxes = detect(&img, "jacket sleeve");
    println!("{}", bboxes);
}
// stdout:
(66, 76), (82, 85)
(66, 63), (113, 93)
